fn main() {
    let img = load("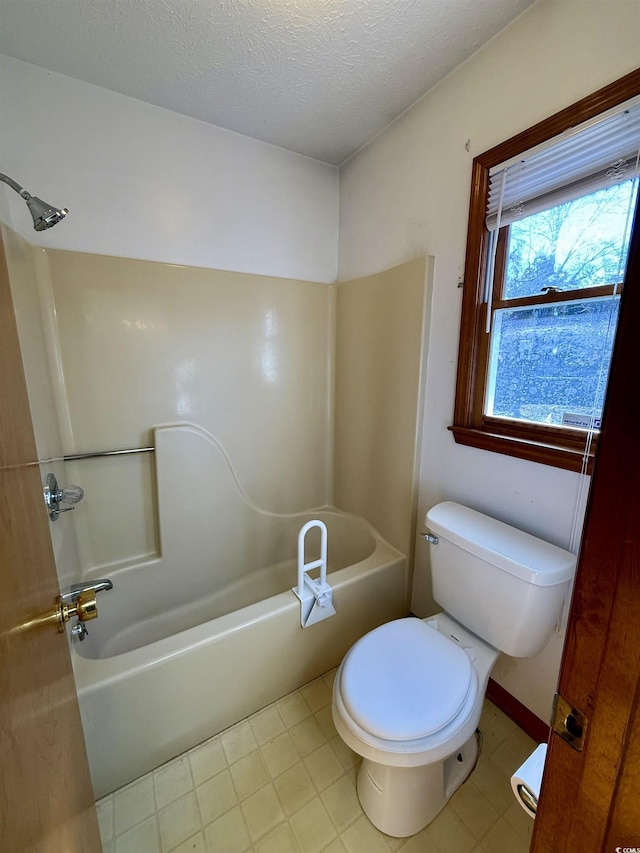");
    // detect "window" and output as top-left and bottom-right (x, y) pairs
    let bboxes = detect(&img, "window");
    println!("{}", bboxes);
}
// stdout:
(451, 70), (640, 472)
